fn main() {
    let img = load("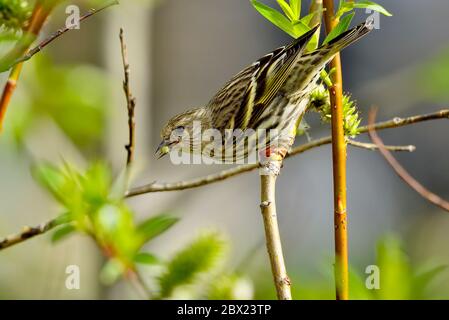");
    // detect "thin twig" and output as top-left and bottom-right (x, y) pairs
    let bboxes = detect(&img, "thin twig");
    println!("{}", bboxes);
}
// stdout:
(118, 28), (150, 299)
(260, 172), (292, 300)
(13, 1), (119, 66)
(347, 139), (416, 152)
(0, 219), (59, 250)
(368, 108), (449, 212)
(126, 109), (449, 197)
(119, 28), (137, 166)
(1, 110), (448, 251)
